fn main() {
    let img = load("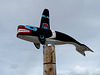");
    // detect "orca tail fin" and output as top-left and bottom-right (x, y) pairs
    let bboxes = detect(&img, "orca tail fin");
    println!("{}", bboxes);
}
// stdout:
(76, 44), (94, 56)
(40, 9), (50, 30)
